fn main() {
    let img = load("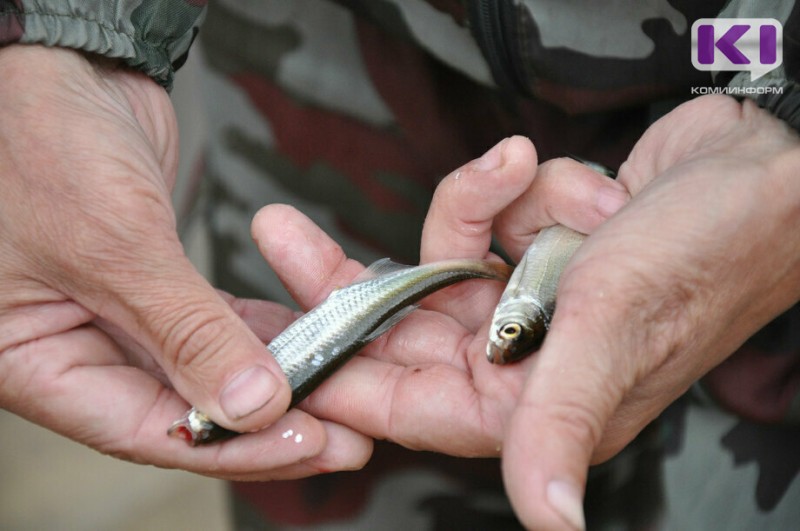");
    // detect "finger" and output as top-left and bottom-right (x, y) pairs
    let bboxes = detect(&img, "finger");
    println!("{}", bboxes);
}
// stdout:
(495, 157), (630, 261)
(252, 204), (365, 311)
(67, 235), (293, 434)
(501, 301), (626, 530)
(112, 394), (371, 481)
(419, 136), (538, 328)
(262, 421), (373, 480)
(156, 411), (372, 482)
(420, 135), (538, 263)
(0, 325), (371, 480)
(0, 300), (94, 352)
